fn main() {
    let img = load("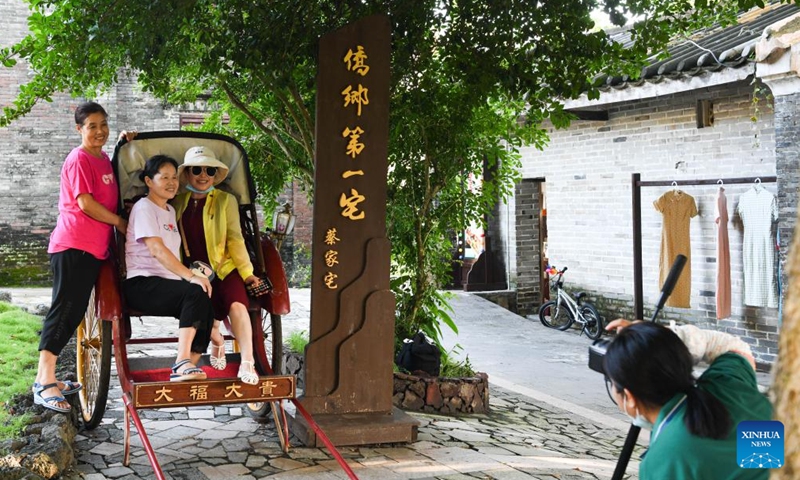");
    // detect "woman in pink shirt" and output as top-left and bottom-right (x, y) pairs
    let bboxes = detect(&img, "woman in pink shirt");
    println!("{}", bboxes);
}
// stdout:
(34, 102), (132, 413)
